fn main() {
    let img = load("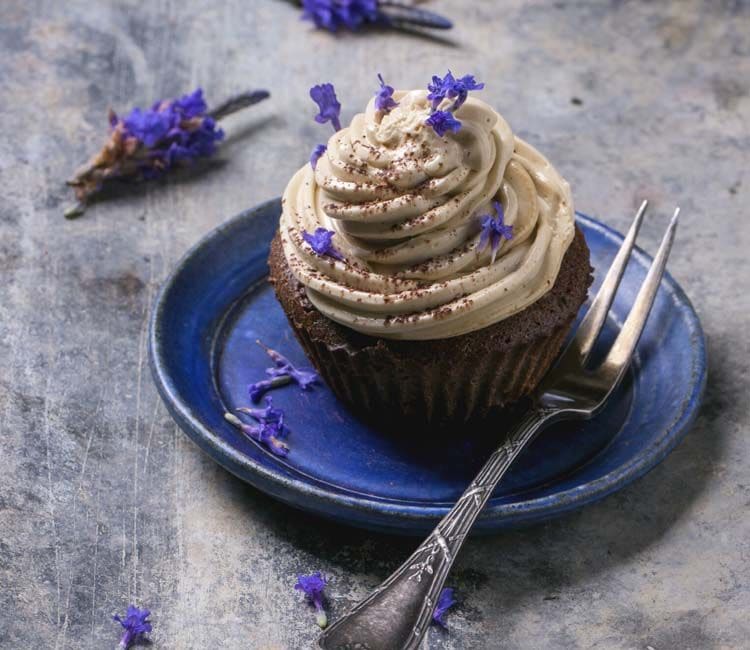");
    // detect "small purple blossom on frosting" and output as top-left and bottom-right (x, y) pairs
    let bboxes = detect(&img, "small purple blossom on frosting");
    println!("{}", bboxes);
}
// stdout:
(427, 71), (484, 111)
(303, 227), (345, 261)
(310, 143), (327, 169)
(310, 83), (342, 131)
(425, 110), (462, 137)
(478, 200), (513, 264)
(113, 605), (152, 648)
(295, 572), (329, 628)
(374, 73), (398, 113)
(301, 0), (379, 32)
(432, 587), (456, 627)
